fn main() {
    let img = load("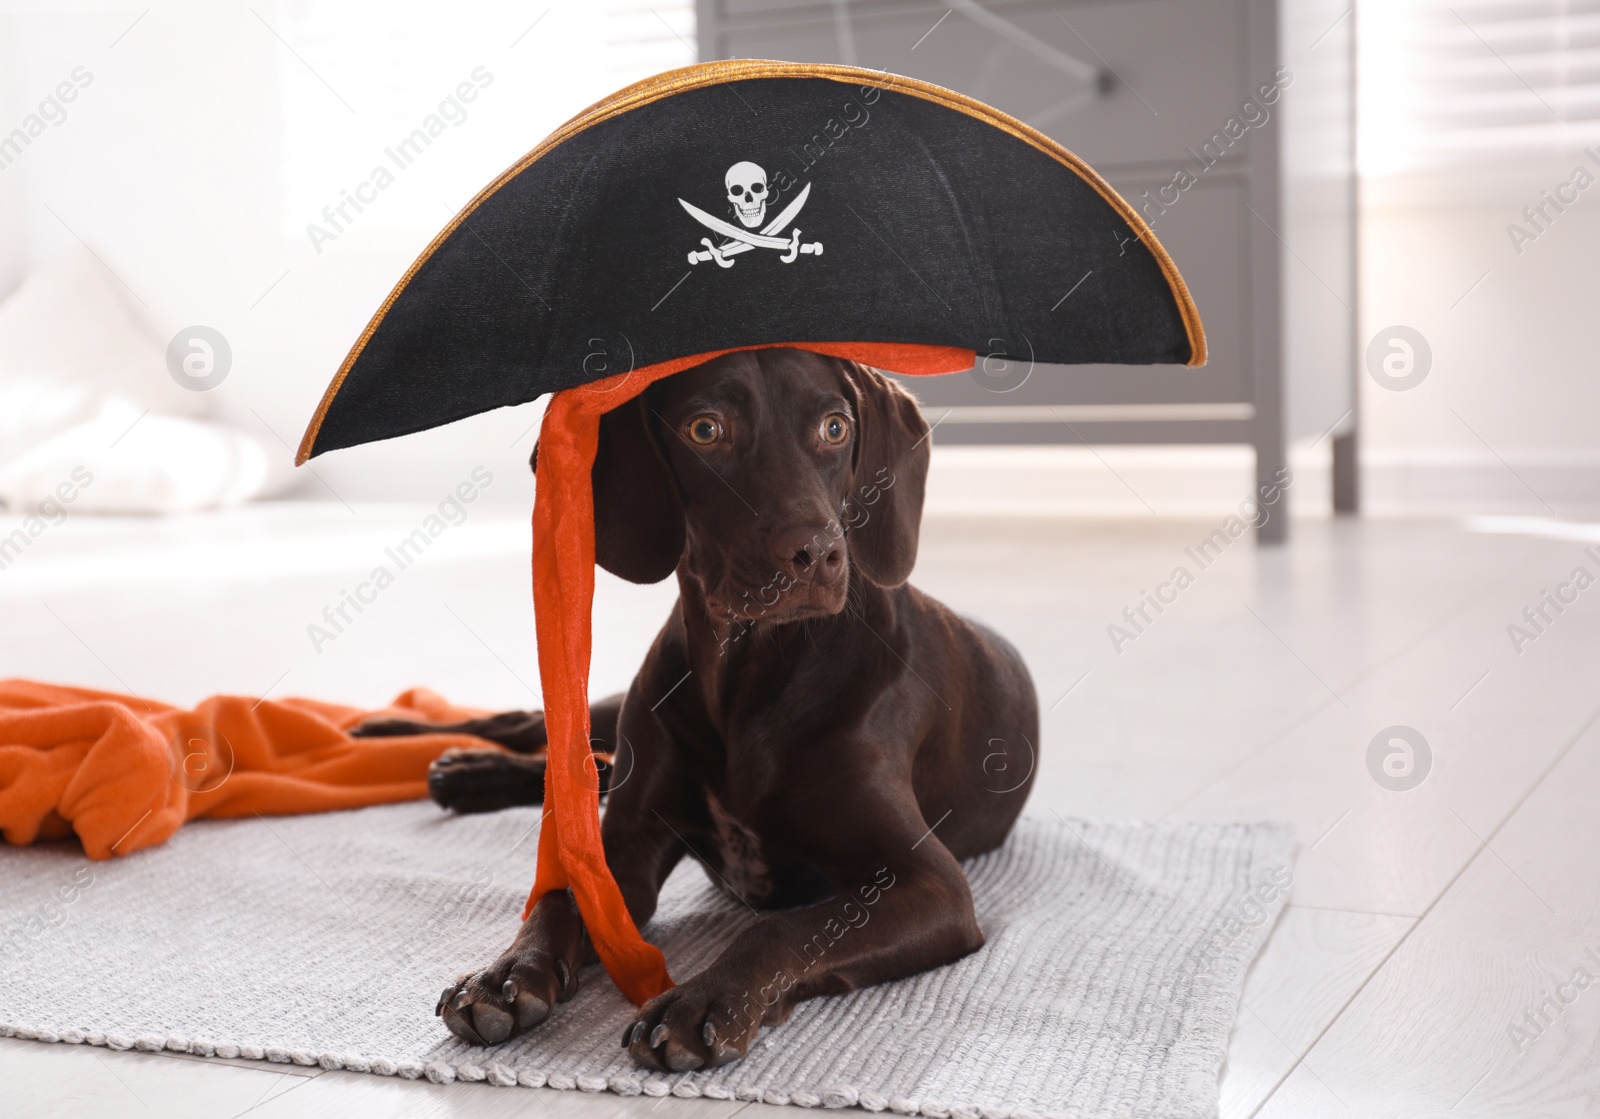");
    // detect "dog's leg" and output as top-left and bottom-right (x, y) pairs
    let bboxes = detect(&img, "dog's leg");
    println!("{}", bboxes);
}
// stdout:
(424, 752), (548, 814)
(624, 797), (983, 1071)
(352, 695), (624, 813)
(435, 886), (588, 1045)
(435, 817), (687, 1046)
(352, 693), (623, 753)
(436, 691), (698, 1046)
